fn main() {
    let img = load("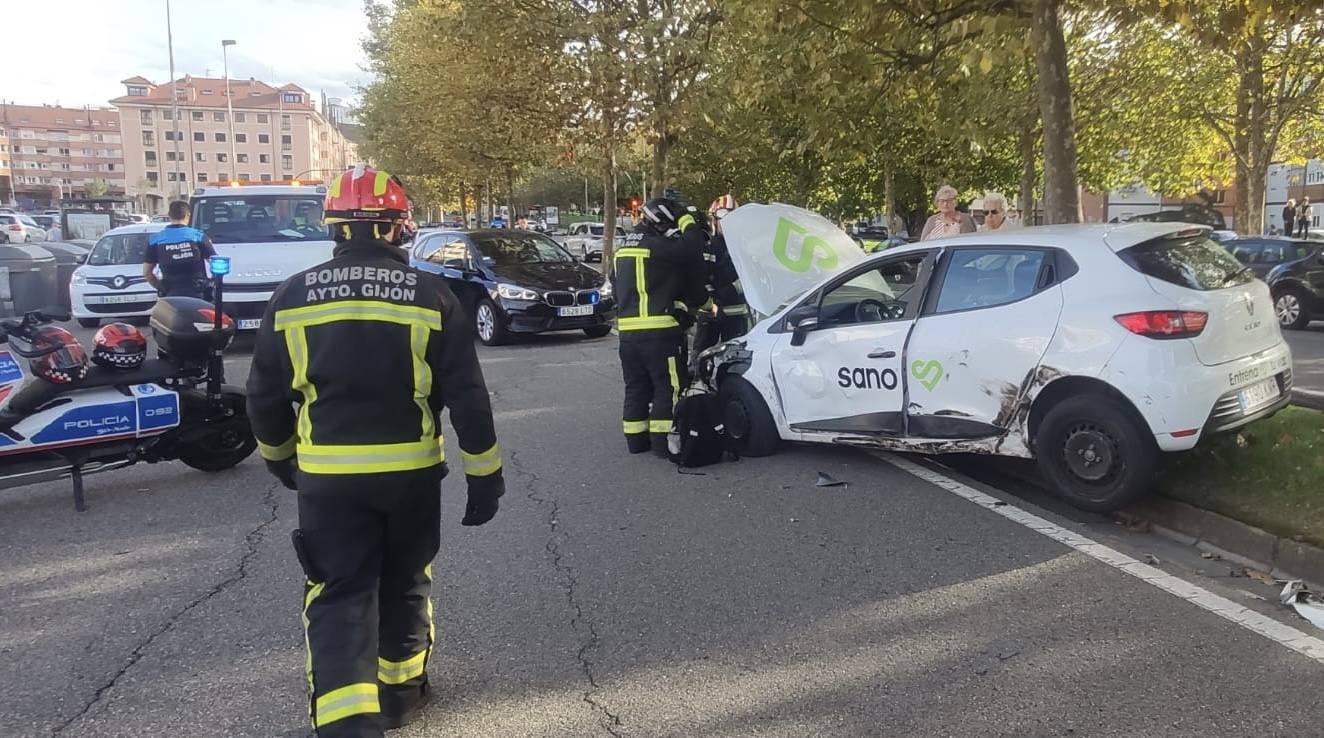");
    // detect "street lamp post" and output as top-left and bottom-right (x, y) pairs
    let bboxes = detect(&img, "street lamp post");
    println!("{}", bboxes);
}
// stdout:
(221, 39), (238, 182)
